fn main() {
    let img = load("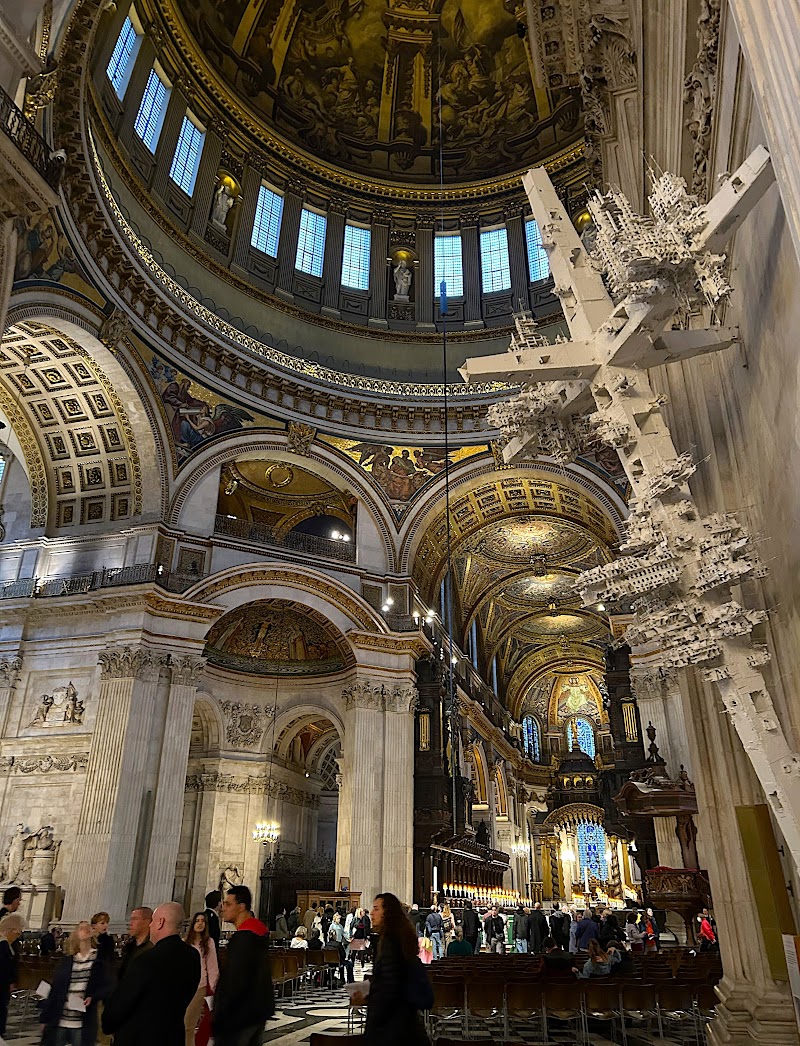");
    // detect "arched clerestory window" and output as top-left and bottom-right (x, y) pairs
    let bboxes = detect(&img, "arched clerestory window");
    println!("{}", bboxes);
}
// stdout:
(522, 715), (541, 761)
(577, 820), (609, 880)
